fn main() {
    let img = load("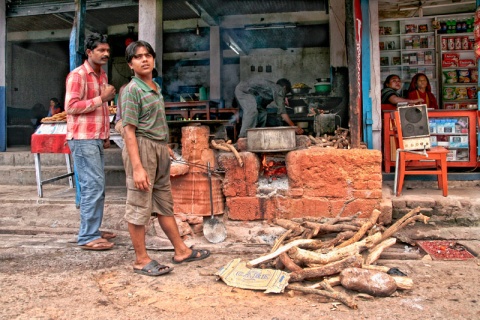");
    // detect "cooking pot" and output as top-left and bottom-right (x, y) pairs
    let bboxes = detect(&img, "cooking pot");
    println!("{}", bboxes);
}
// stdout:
(314, 82), (331, 94)
(247, 127), (296, 152)
(293, 106), (307, 114)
